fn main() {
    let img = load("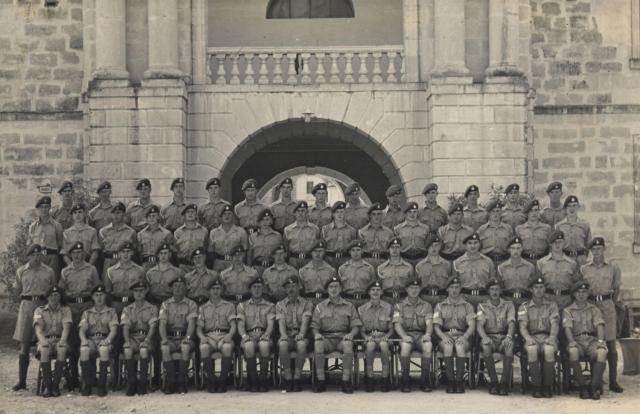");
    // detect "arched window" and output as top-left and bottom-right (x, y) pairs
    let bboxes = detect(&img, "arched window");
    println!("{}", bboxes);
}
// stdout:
(267, 0), (354, 19)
